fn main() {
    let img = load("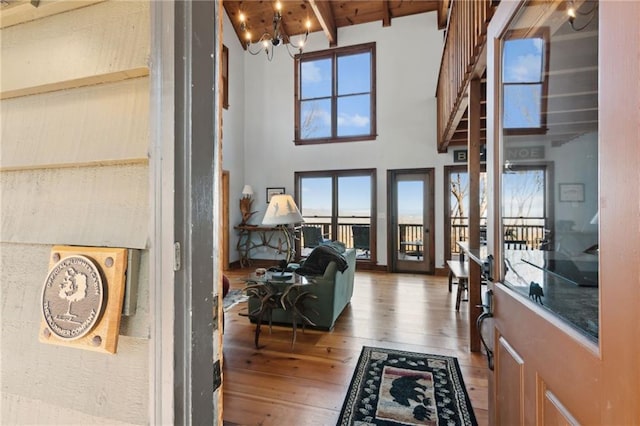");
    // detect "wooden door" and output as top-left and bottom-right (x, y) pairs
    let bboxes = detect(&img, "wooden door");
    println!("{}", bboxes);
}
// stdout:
(486, 1), (640, 424)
